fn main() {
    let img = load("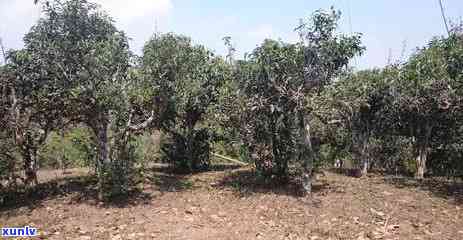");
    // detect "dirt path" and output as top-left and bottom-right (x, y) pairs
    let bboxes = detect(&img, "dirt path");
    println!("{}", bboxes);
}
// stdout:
(1, 167), (462, 240)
